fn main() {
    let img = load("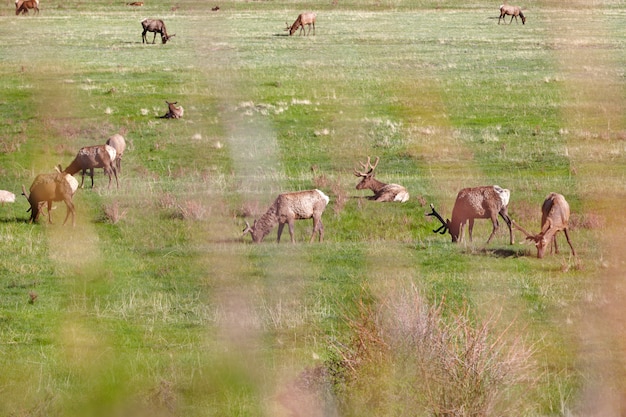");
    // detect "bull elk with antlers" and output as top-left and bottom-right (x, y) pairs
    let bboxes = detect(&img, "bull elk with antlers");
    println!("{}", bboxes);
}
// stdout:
(354, 156), (409, 203)
(512, 192), (576, 258)
(427, 185), (513, 244)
